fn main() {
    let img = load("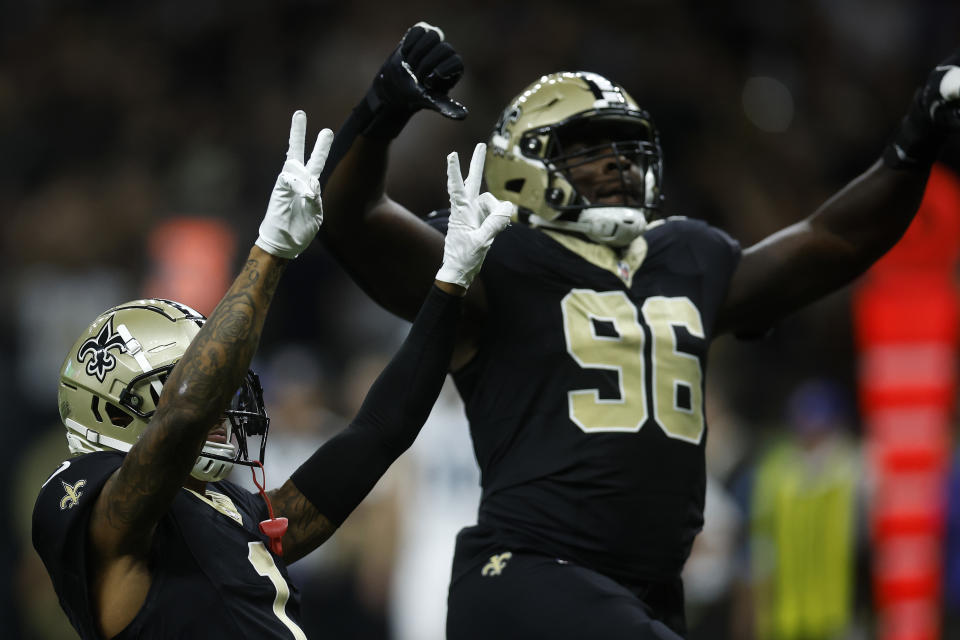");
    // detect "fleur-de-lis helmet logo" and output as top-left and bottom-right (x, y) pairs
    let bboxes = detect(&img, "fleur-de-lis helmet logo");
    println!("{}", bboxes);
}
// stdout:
(77, 317), (127, 382)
